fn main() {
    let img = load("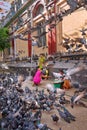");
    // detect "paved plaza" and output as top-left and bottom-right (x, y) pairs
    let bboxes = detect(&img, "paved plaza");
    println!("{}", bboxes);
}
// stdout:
(0, 60), (87, 130)
(21, 79), (87, 130)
